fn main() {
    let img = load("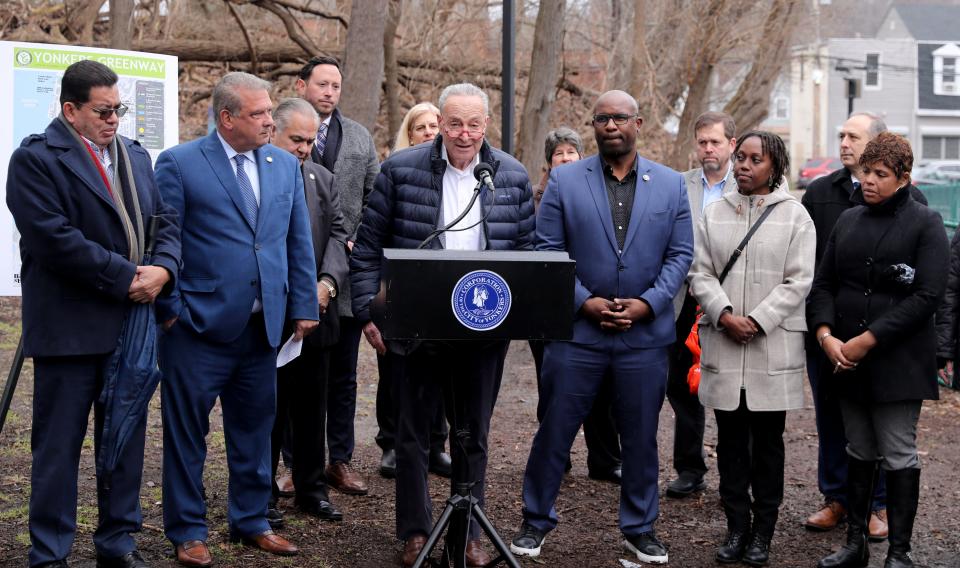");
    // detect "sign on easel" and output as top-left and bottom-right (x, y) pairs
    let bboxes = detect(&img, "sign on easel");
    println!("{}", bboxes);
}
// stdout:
(0, 41), (179, 296)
